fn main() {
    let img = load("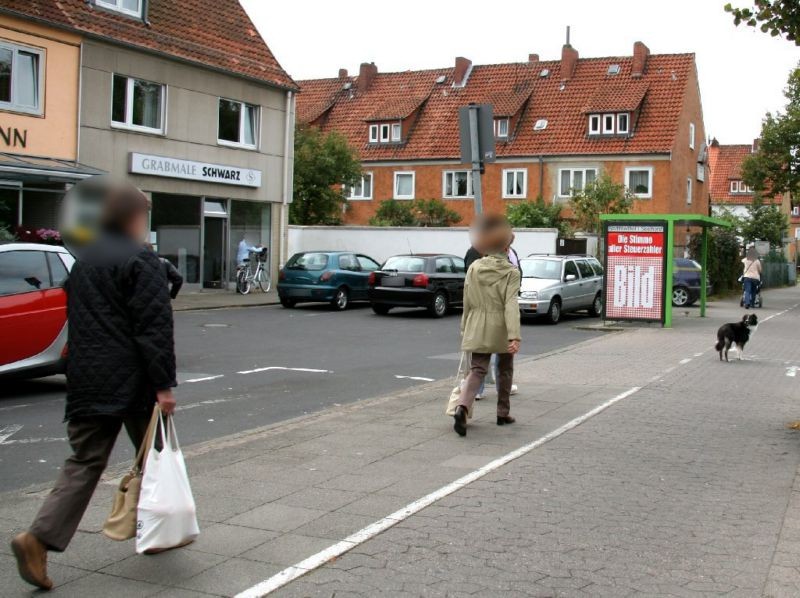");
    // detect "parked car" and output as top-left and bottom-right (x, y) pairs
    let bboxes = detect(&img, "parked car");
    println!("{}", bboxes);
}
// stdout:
(672, 258), (713, 307)
(277, 251), (381, 310)
(368, 254), (466, 317)
(0, 243), (74, 379)
(517, 255), (604, 324)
